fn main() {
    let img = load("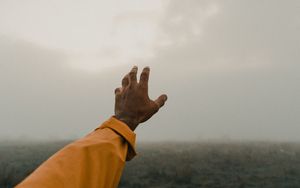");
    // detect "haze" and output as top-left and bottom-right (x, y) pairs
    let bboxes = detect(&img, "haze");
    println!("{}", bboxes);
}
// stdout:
(0, 0), (299, 142)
